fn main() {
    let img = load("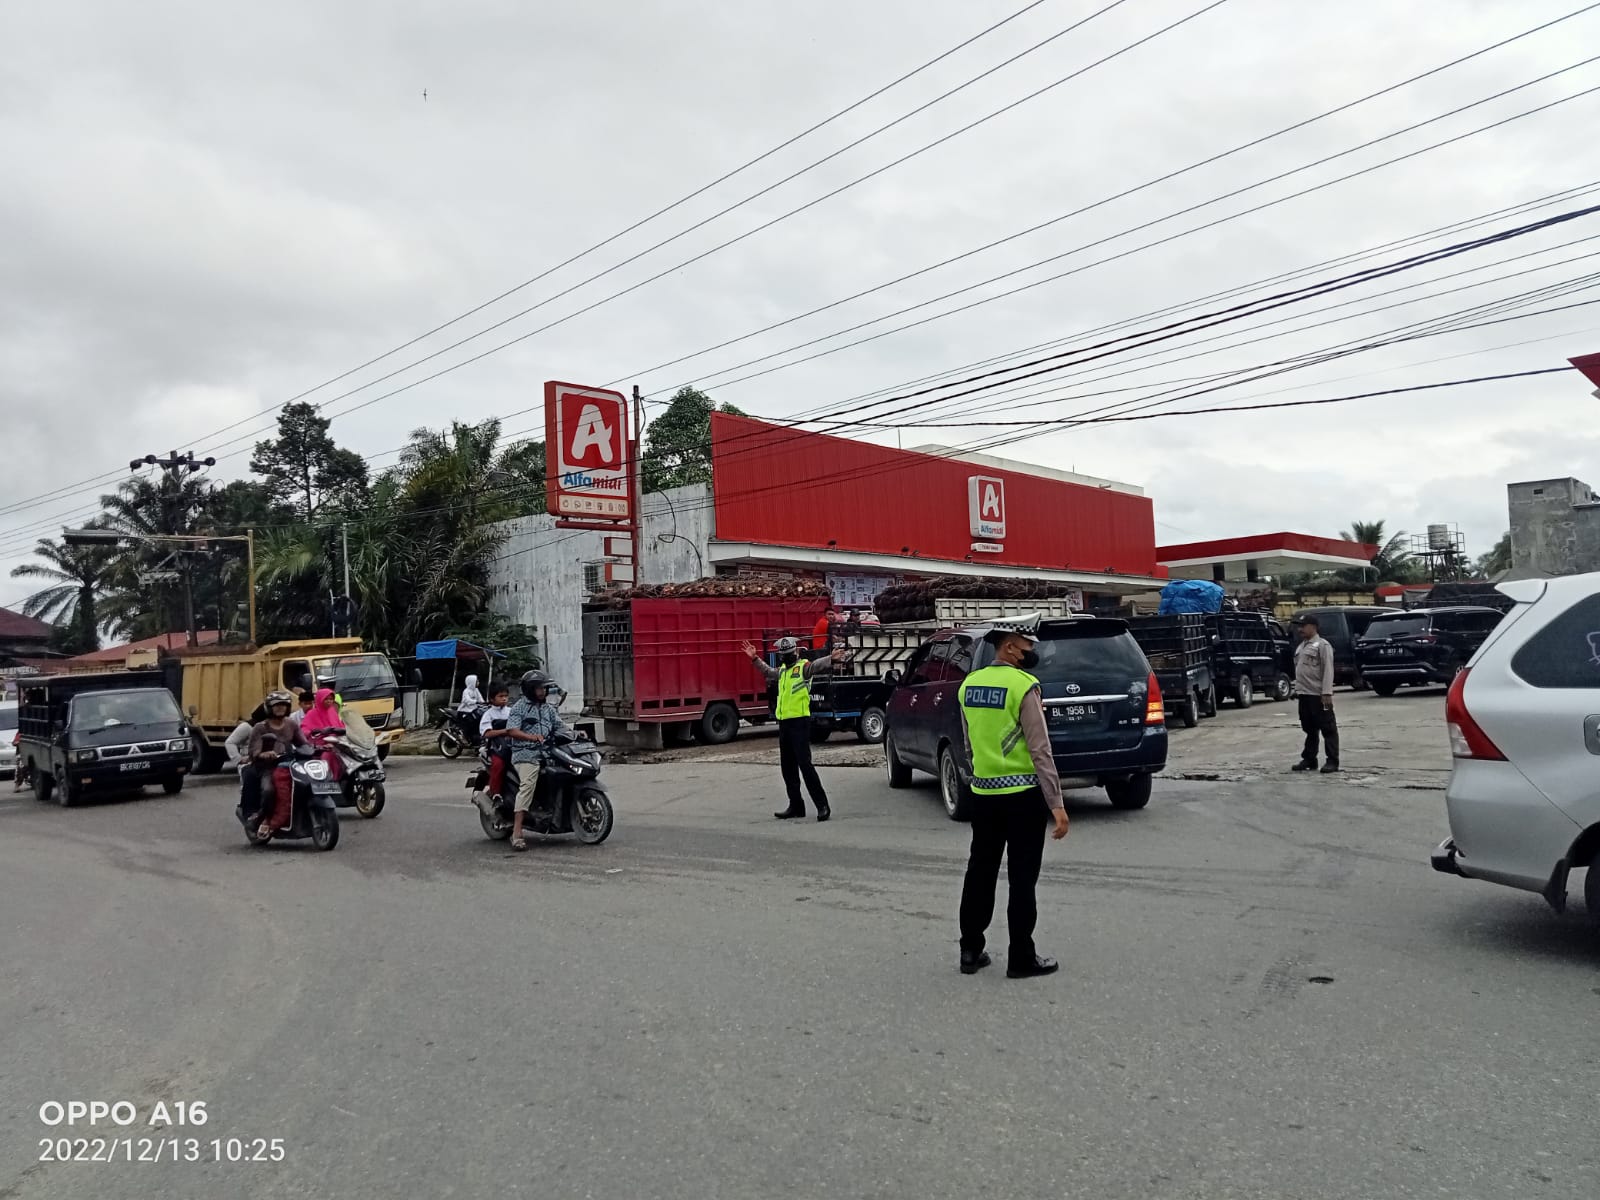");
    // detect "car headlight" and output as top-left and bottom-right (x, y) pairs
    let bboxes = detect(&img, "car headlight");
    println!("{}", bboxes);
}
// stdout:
(168, 738), (190, 752)
(71, 749), (97, 764)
